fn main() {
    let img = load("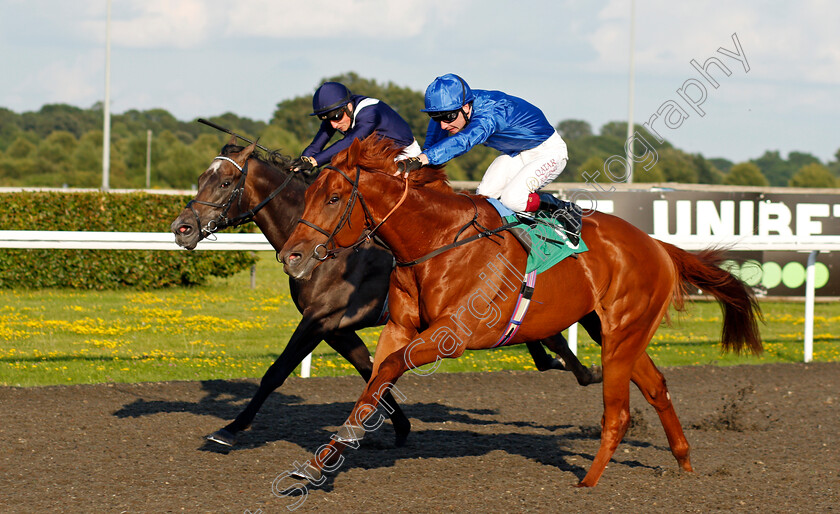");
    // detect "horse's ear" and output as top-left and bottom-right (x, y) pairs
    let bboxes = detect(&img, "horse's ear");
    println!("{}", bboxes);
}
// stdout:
(348, 137), (362, 165)
(227, 135), (237, 146)
(240, 139), (258, 161)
